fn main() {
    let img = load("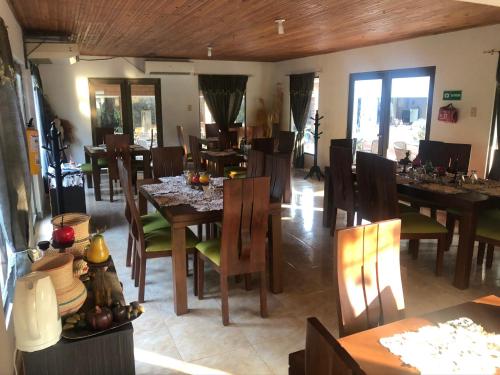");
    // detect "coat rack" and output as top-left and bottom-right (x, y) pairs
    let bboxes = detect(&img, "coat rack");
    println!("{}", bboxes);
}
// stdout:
(43, 121), (68, 215)
(304, 110), (324, 181)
